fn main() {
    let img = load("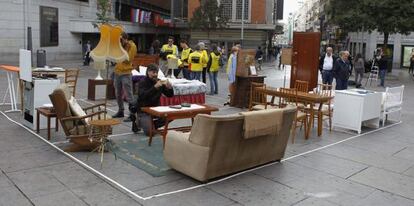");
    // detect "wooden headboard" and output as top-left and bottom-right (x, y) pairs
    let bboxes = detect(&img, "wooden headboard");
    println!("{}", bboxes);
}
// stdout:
(132, 54), (159, 68)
